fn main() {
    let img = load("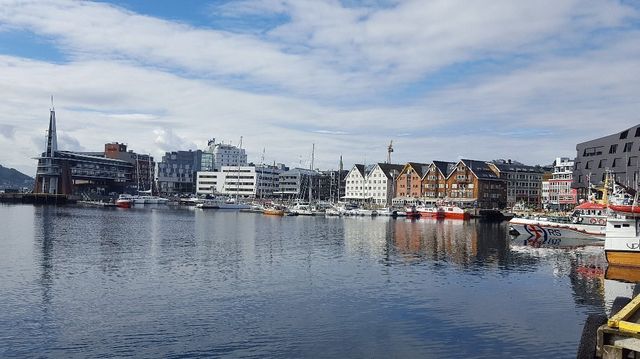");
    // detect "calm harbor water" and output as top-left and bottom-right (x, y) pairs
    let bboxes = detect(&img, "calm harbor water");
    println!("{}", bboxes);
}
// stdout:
(0, 204), (623, 358)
